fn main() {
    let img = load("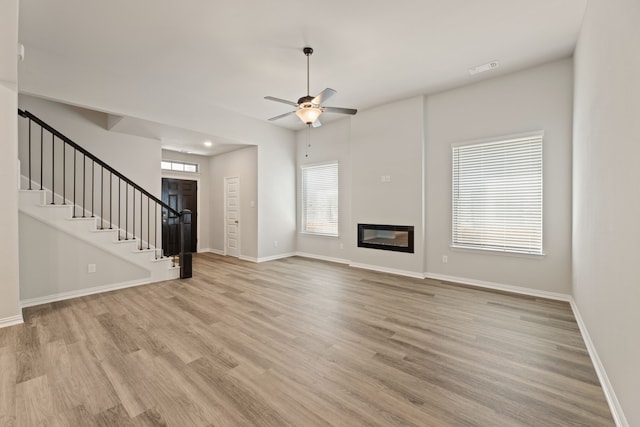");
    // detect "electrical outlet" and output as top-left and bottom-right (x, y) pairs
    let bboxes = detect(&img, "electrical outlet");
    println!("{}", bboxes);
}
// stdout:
(273, 240), (278, 248)
(340, 243), (344, 249)
(442, 255), (448, 264)
(88, 263), (96, 273)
